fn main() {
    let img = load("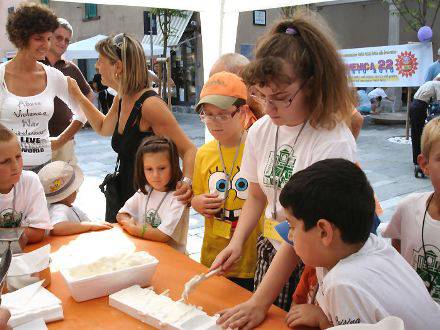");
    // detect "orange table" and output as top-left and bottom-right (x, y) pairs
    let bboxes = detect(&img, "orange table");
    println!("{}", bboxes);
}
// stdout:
(26, 231), (296, 330)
